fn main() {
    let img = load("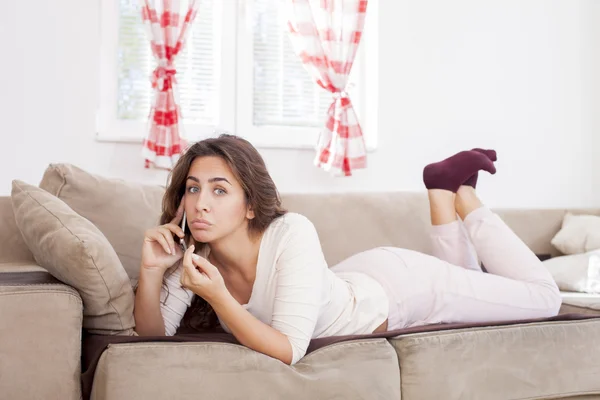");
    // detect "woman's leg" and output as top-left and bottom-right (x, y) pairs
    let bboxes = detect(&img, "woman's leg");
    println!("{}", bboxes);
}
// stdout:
(384, 149), (561, 328)
(454, 186), (557, 288)
(428, 188), (481, 271)
(416, 187), (561, 325)
(423, 148), (496, 271)
(383, 242), (561, 329)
